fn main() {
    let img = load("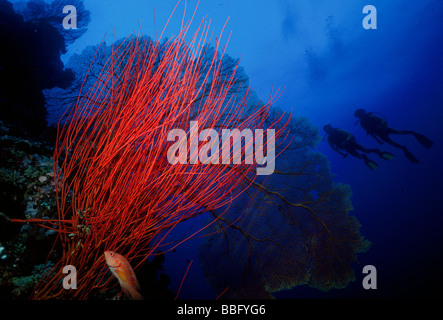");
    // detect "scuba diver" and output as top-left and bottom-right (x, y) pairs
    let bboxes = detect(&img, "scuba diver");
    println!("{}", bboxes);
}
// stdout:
(323, 124), (395, 170)
(354, 109), (433, 163)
